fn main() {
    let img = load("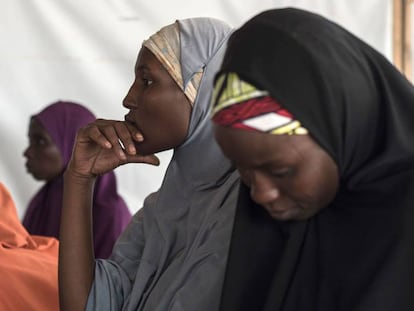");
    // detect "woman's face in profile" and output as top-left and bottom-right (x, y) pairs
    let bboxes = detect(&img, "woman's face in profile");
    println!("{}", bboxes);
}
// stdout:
(23, 117), (64, 181)
(123, 47), (192, 156)
(215, 125), (339, 221)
